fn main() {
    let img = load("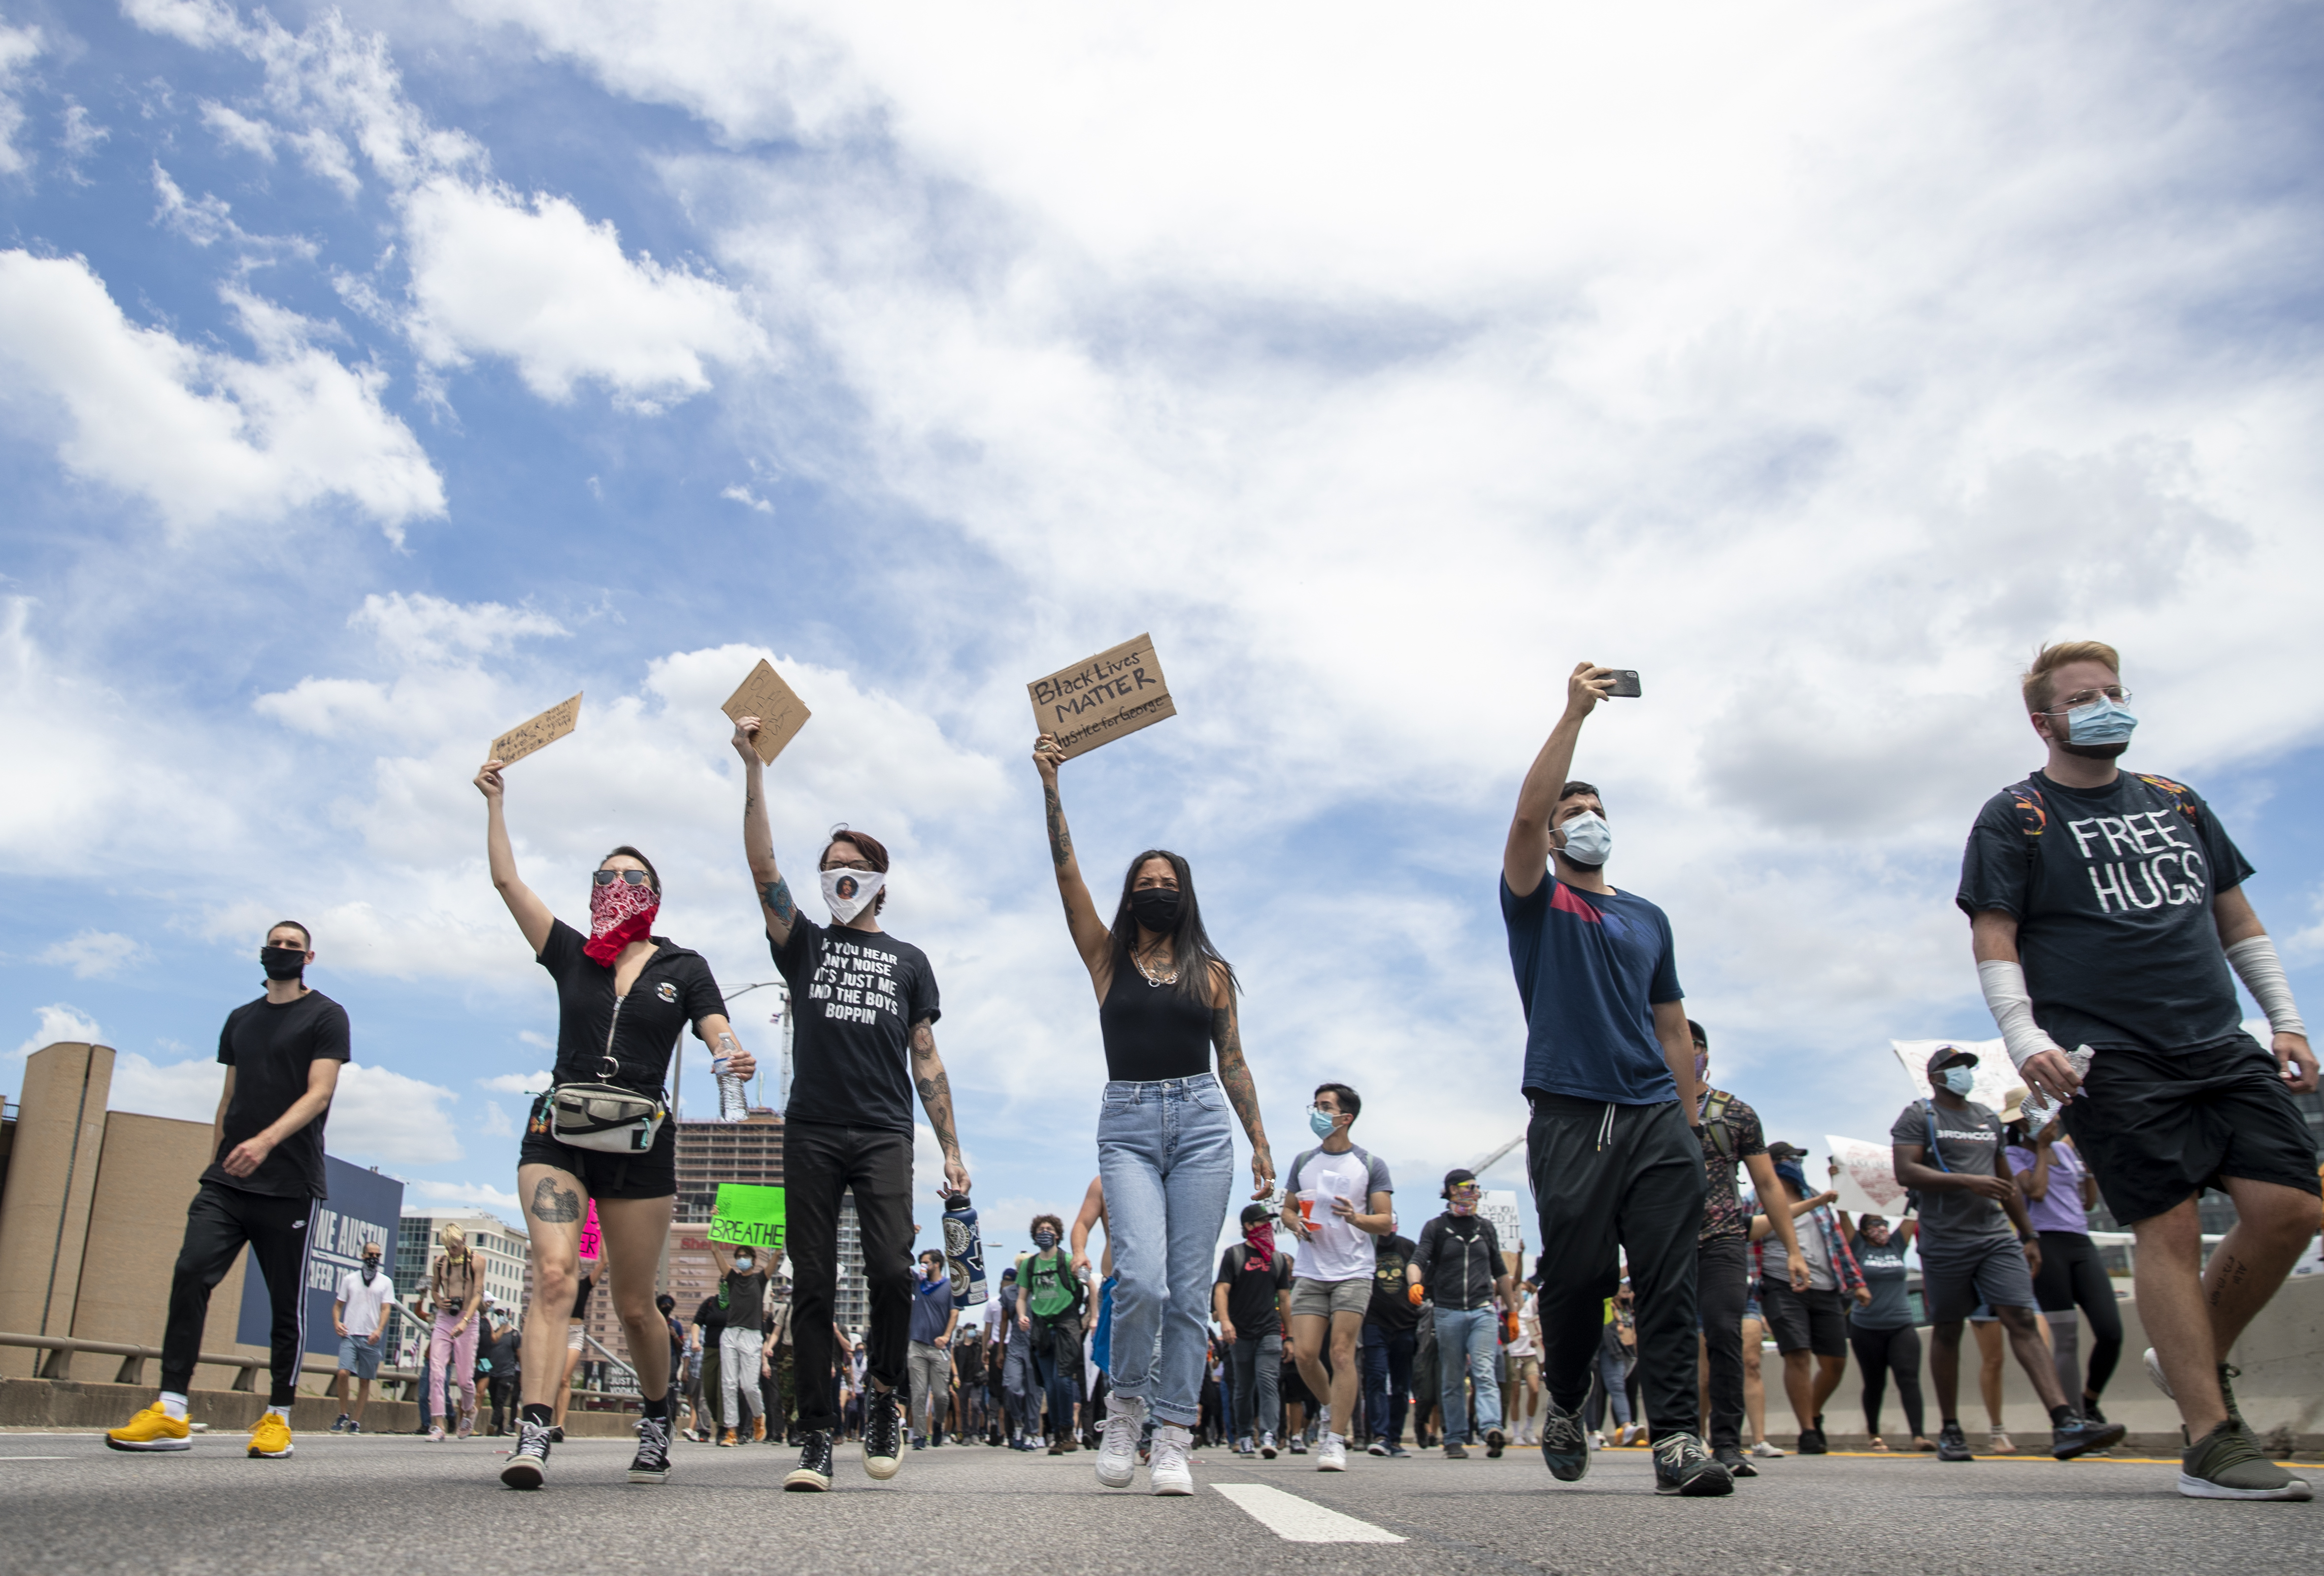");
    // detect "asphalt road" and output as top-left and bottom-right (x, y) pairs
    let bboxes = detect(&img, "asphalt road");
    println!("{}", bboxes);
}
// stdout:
(6, 1429), (2319, 1575)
